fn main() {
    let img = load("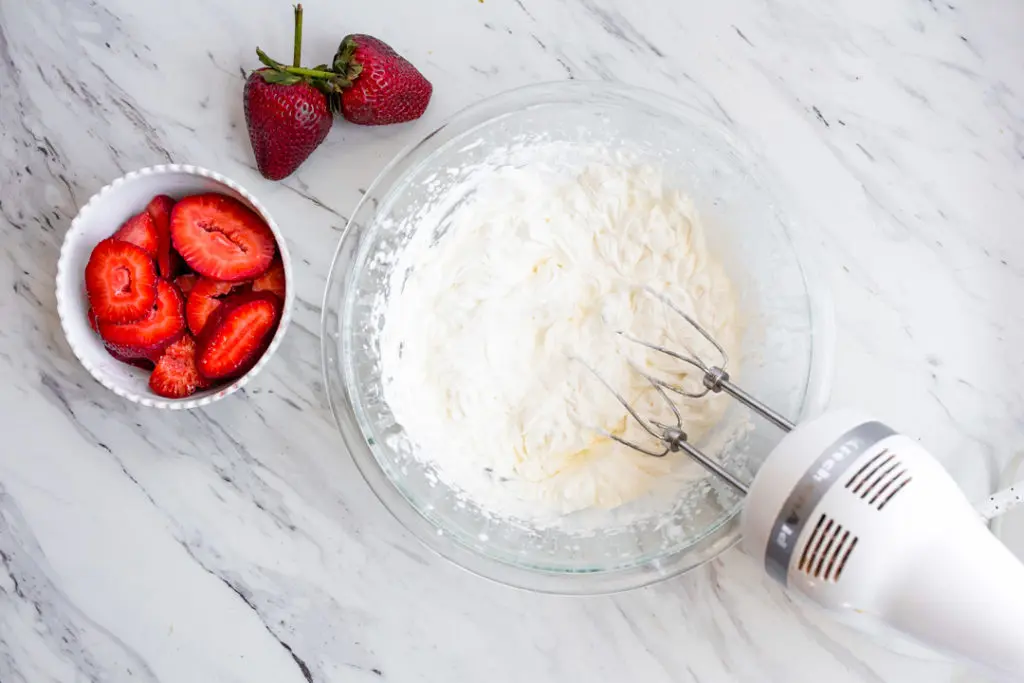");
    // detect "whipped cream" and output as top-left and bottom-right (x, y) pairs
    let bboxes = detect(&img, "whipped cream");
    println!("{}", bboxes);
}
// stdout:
(380, 149), (739, 524)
